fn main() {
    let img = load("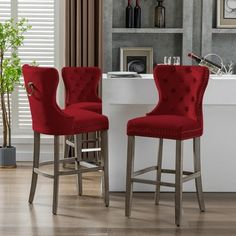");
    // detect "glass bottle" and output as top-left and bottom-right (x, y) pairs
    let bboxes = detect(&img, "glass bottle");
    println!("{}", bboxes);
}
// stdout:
(188, 52), (223, 75)
(155, 0), (165, 28)
(134, 0), (141, 28)
(126, 0), (133, 28)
